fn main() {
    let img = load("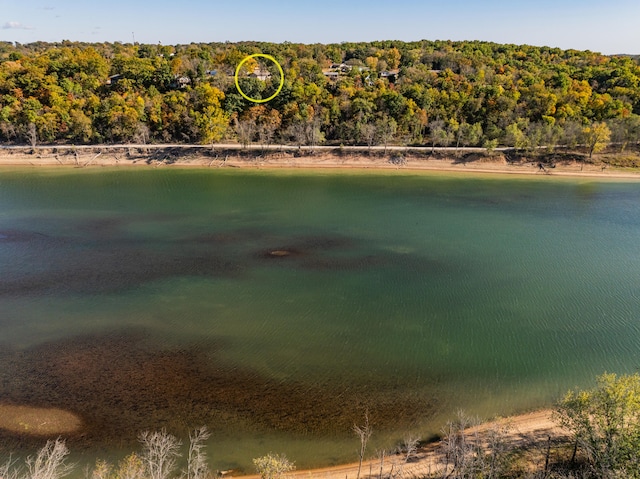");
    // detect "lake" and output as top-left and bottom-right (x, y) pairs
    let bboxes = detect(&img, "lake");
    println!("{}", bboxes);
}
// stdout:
(1, 168), (639, 472)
